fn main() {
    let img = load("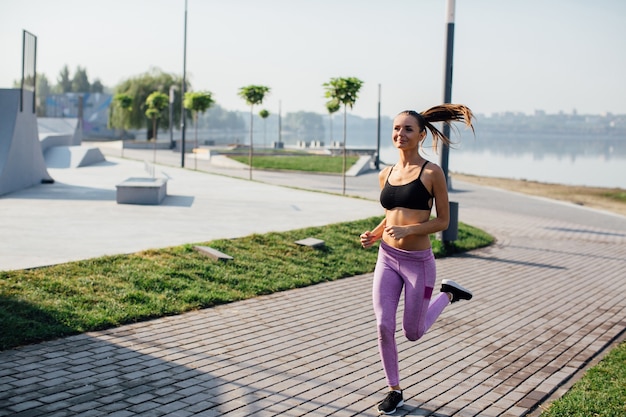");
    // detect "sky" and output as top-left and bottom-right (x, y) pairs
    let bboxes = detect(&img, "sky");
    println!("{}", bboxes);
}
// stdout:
(1, 0), (625, 119)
